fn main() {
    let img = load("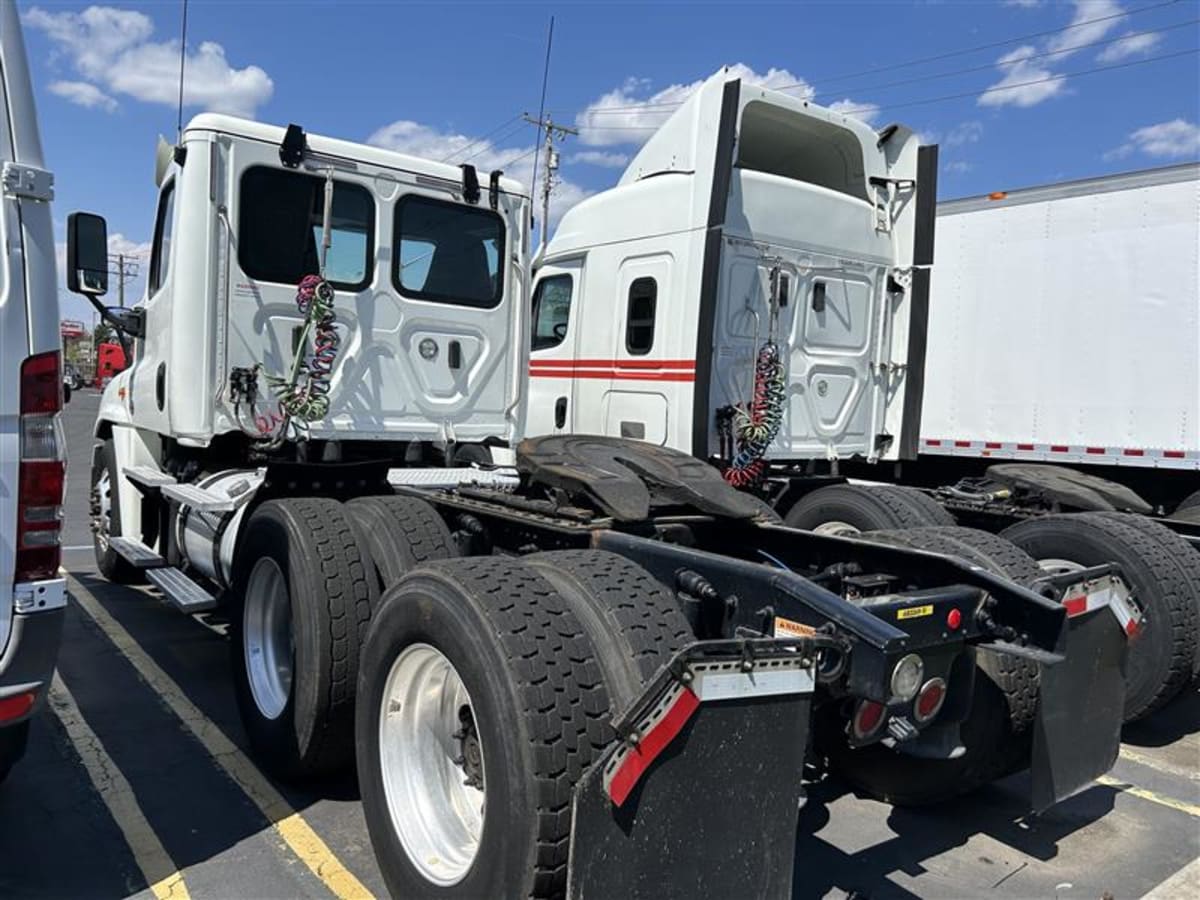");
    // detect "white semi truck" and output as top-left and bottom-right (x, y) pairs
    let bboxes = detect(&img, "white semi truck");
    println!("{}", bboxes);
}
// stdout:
(526, 81), (1200, 727)
(0, 0), (65, 785)
(73, 71), (1137, 898)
